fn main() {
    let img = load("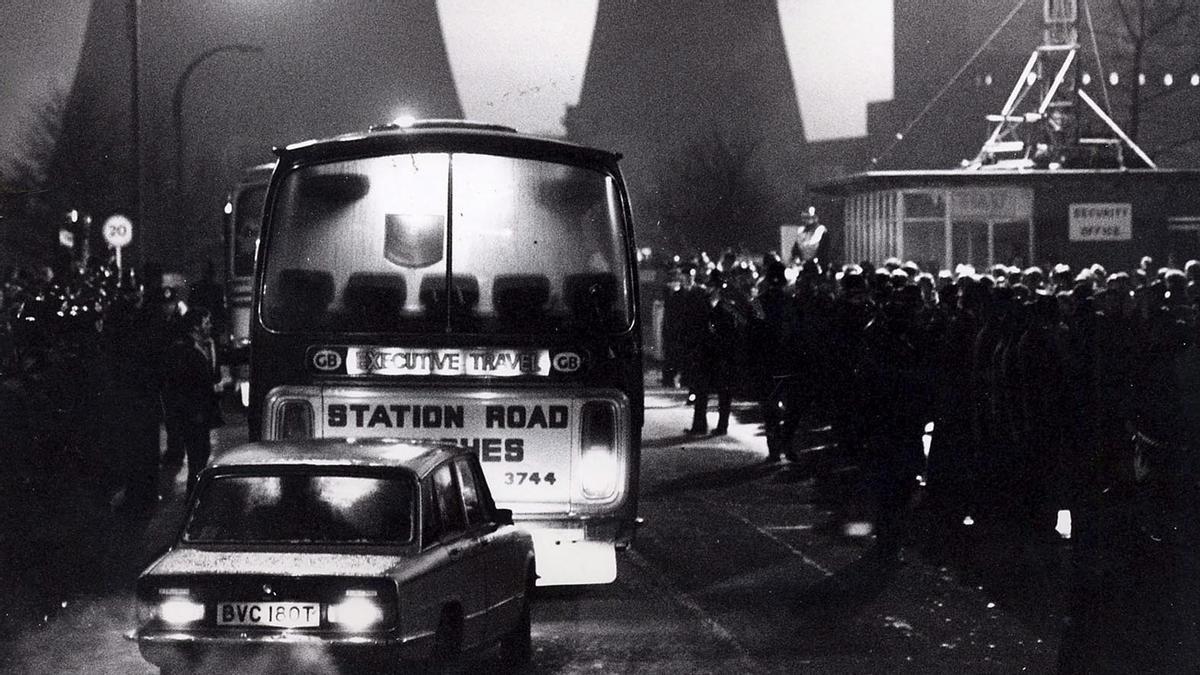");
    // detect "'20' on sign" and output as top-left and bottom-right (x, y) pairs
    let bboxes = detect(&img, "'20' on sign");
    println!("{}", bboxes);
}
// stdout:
(102, 215), (133, 247)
